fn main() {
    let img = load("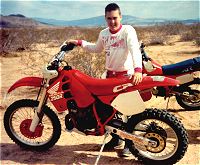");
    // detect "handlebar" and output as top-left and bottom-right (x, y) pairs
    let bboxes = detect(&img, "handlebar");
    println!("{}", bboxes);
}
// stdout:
(140, 42), (151, 62)
(60, 43), (76, 52)
(47, 43), (76, 70)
